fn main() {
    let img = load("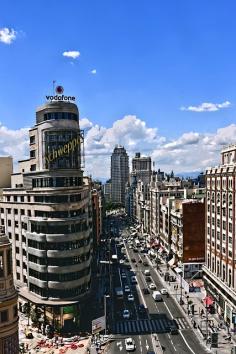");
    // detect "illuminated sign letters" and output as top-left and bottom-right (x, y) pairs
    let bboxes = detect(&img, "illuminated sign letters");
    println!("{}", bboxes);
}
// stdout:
(45, 137), (80, 164)
(46, 95), (75, 102)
